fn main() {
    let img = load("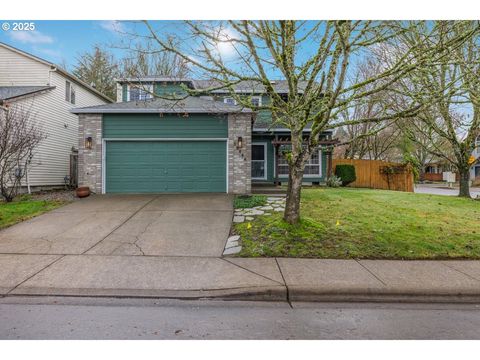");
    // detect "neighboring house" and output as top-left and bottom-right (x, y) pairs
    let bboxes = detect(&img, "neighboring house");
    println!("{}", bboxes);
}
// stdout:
(470, 136), (480, 182)
(0, 42), (112, 190)
(71, 76), (335, 194)
(423, 136), (480, 183)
